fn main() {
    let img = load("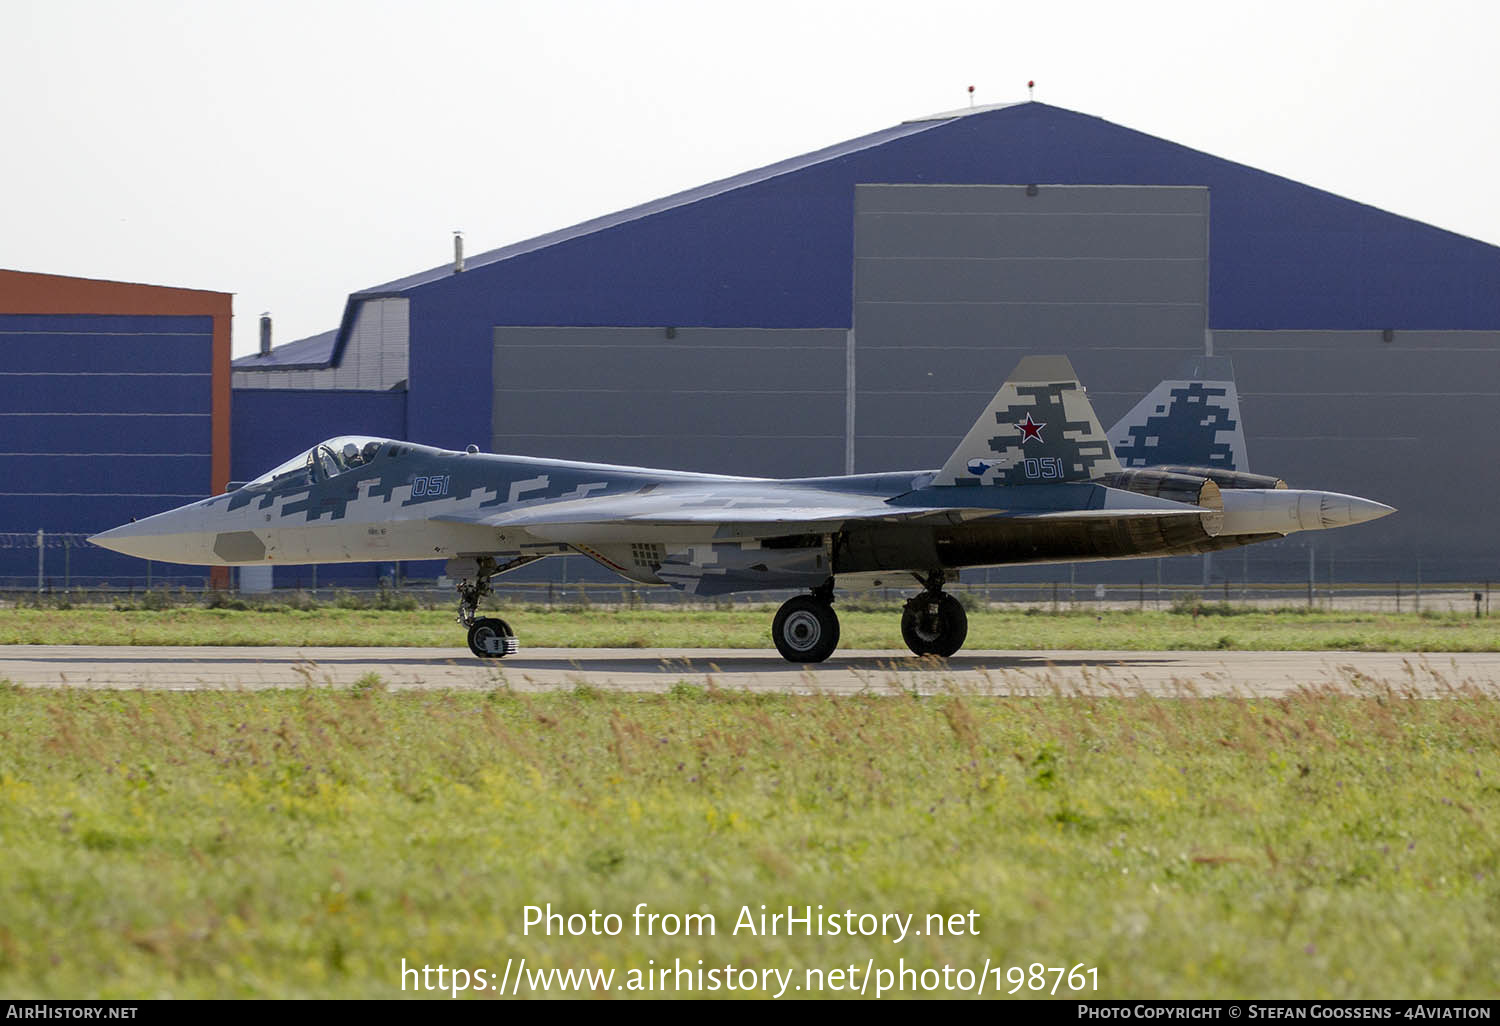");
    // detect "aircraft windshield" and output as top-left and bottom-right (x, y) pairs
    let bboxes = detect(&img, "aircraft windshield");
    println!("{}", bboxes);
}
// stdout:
(244, 436), (394, 488)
